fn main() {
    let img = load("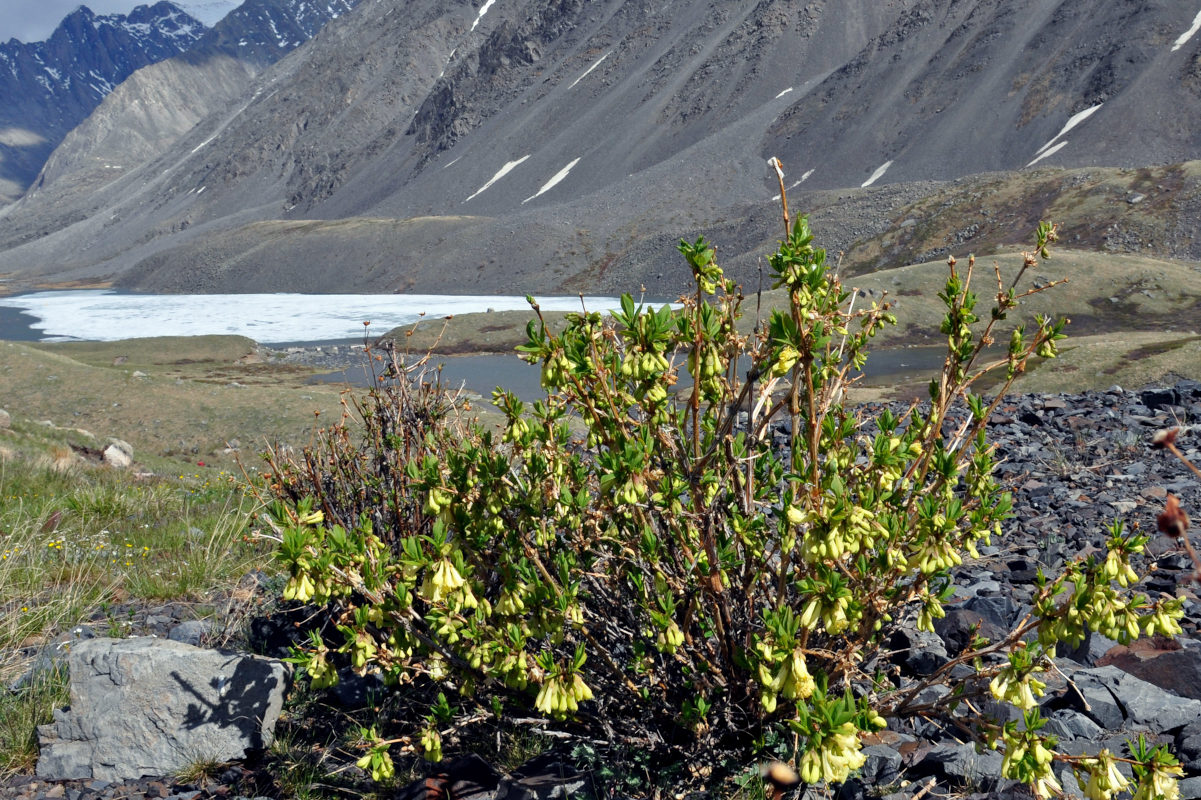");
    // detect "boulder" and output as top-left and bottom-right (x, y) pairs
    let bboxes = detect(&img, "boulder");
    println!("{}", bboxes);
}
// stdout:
(0, 407), (10, 428)
(1097, 637), (1201, 700)
(166, 620), (213, 648)
(37, 637), (287, 782)
(1176, 717), (1201, 774)
(888, 627), (949, 676)
(103, 439), (133, 468)
(860, 744), (903, 786)
(1056, 665), (1201, 734)
(935, 607), (1007, 655)
(1177, 776), (1201, 800)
